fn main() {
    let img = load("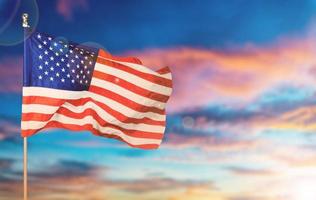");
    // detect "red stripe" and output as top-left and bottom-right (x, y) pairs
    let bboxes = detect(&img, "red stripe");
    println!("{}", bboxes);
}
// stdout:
(93, 70), (170, 103)
(22, 106), (164, 139)
(156, 66), (171, 75)
(96, 57), (172, 87)
(89, 85), (165, 114)
(21, 121), (160, 150)
(98, 49), (143, 65)
(22, 96), (165, 126)
(23, 96), (64, 106)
